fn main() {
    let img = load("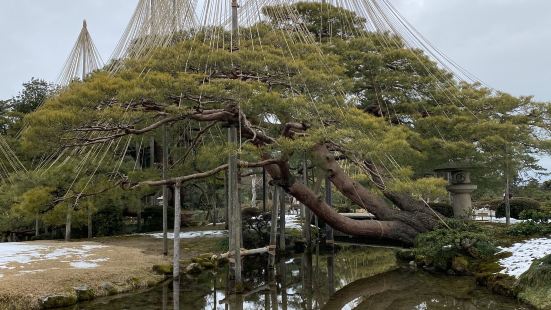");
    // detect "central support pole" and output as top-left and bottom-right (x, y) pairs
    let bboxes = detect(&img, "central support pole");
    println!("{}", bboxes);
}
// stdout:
(228, 125), (242, 288)
(229, 0), (242, 290)
(231, 0), (239, 52)
(82, 20), (87, 81)
(150, 0), (155, 35)
(172, 0), (177, 31)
